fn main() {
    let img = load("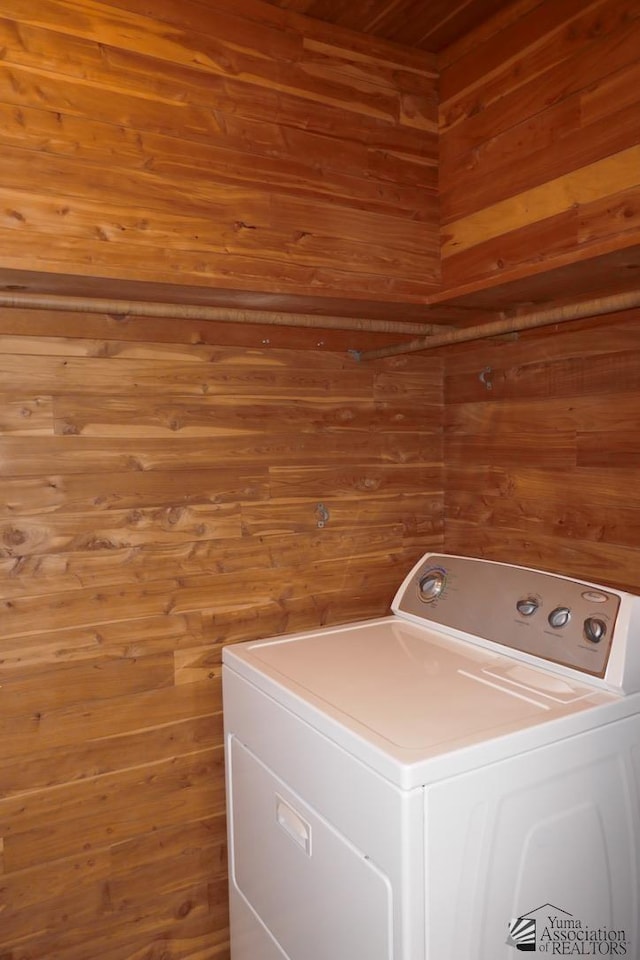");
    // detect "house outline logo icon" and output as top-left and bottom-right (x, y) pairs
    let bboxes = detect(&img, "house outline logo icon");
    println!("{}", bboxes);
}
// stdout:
(507, 903), (572, 952)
